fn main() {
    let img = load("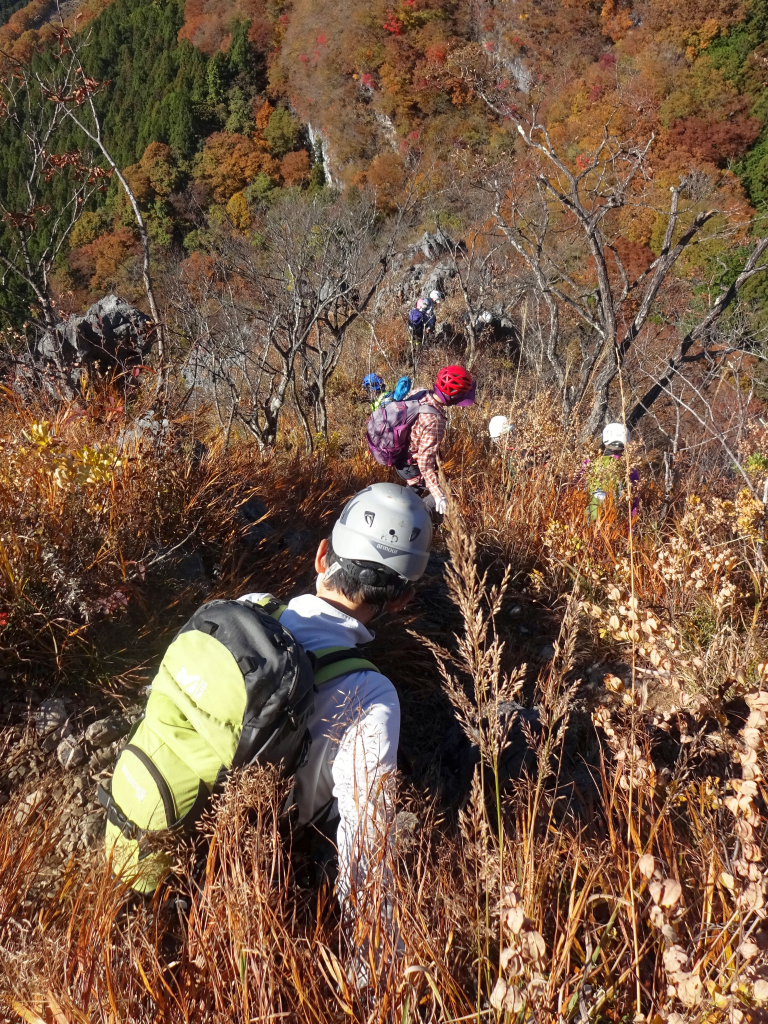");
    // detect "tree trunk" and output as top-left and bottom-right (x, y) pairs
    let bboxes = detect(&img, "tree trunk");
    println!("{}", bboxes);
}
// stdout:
(59, 105), (165, 364)
(290, 377), (314, 454)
